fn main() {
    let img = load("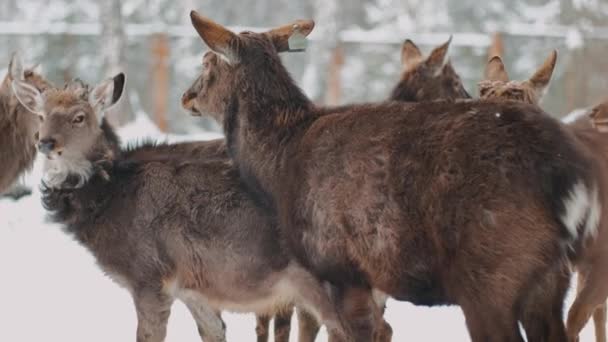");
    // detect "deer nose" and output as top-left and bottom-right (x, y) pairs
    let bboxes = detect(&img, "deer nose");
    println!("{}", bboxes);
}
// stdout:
(37, 137), (56, 154)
